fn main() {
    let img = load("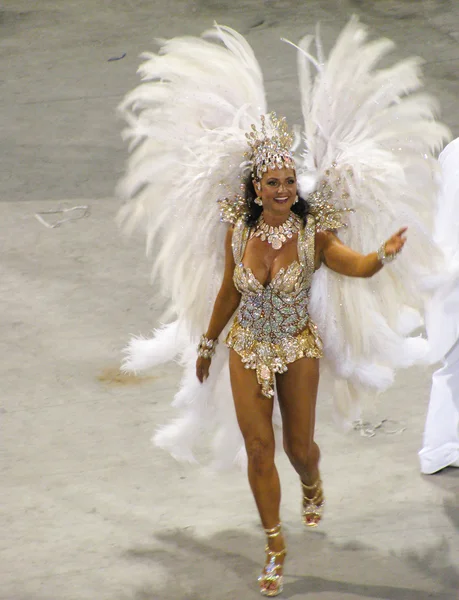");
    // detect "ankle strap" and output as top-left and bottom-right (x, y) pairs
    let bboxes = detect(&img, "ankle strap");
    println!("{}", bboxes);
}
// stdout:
(265, 545), (287, 558)
(264, 523), (282, 538)
(301, 478), (321, 491)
